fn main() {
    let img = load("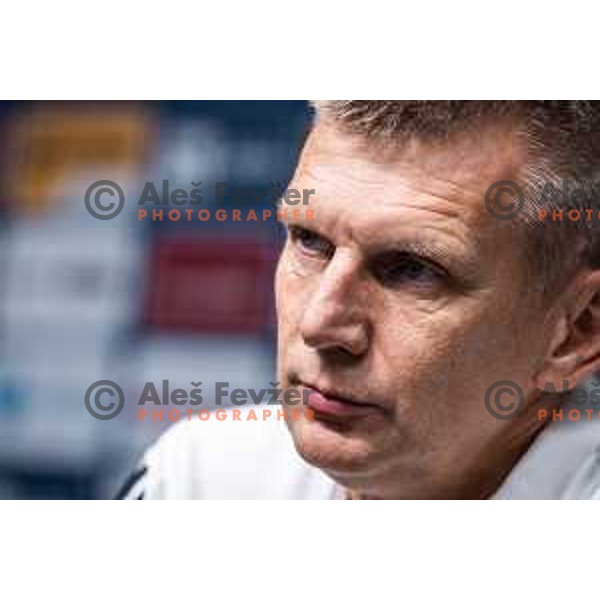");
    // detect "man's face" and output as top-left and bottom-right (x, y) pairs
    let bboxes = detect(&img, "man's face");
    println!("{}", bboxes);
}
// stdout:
(275, 121), (556, 499)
